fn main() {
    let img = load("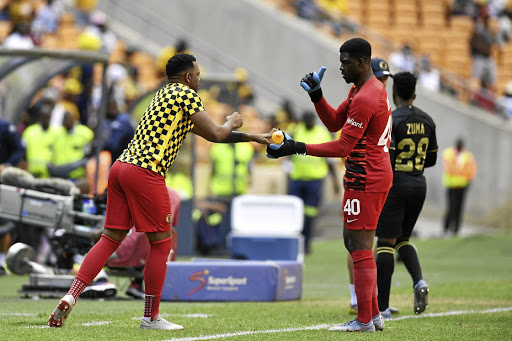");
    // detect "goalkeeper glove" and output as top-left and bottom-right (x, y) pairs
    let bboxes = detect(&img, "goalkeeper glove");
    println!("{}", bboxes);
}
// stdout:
(266, 132), (307, 159)
(300, 66), (326, 102)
